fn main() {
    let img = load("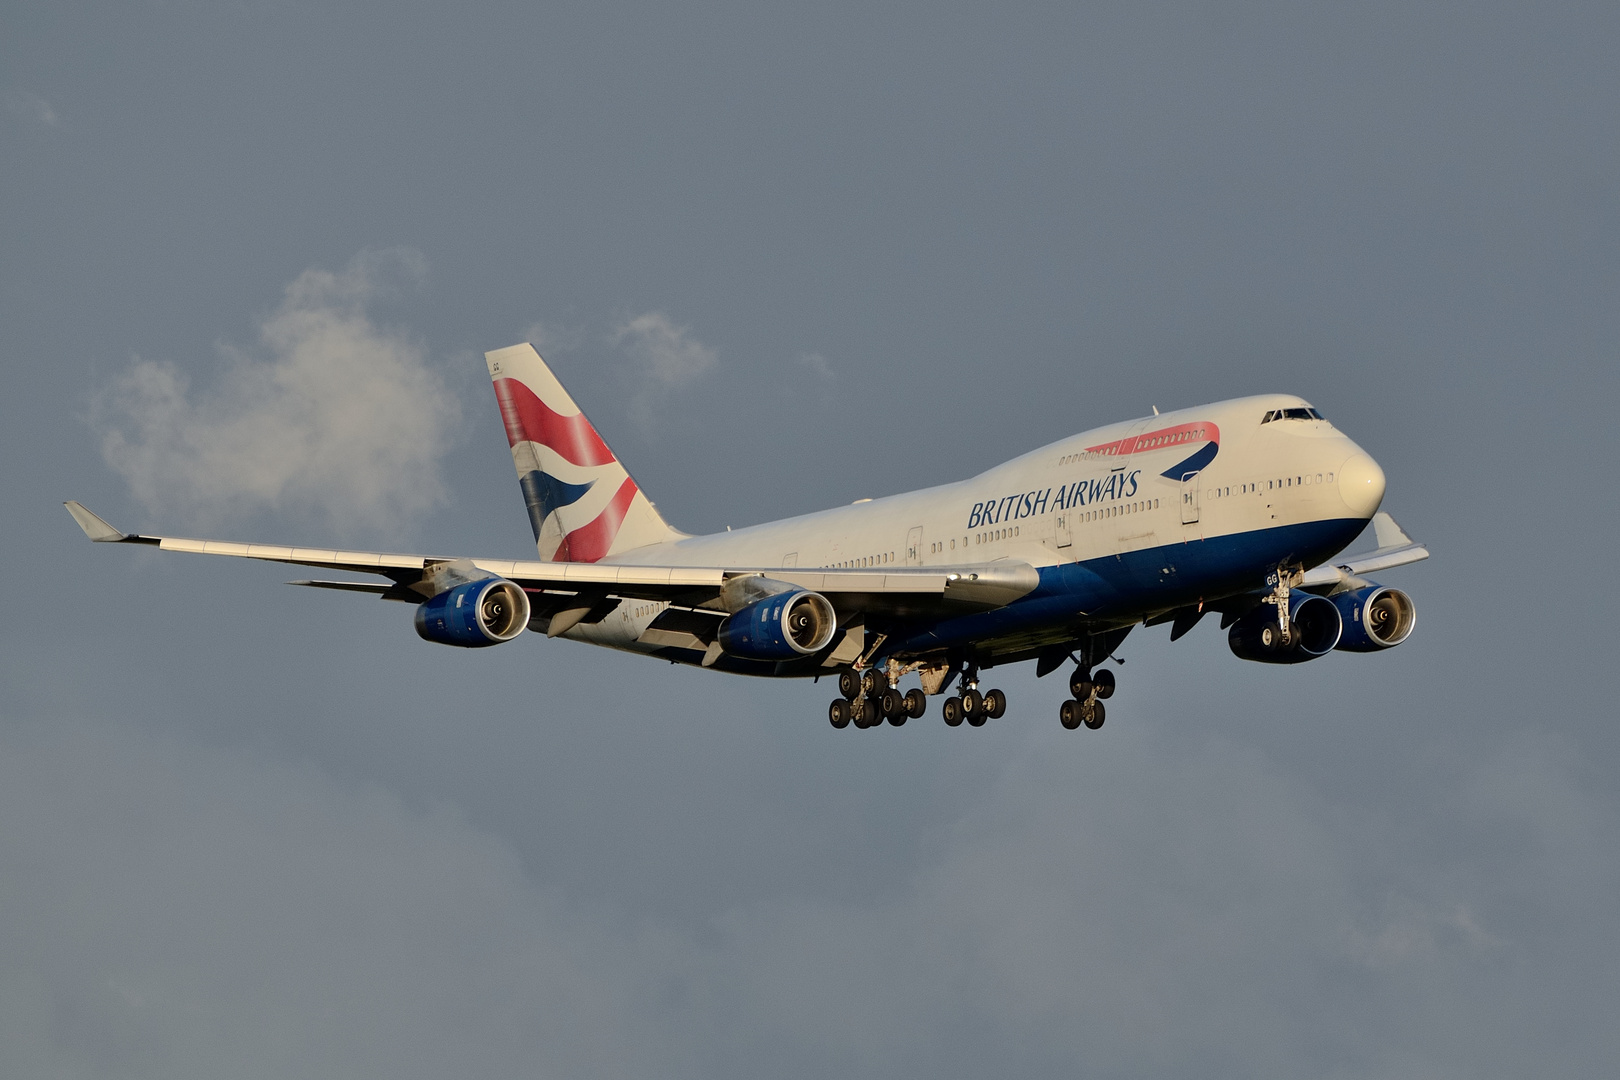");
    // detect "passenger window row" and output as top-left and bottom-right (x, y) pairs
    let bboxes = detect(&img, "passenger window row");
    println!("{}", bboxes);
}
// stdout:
(1210, 472), (1335, 499)
(827, 551), (896, 569)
